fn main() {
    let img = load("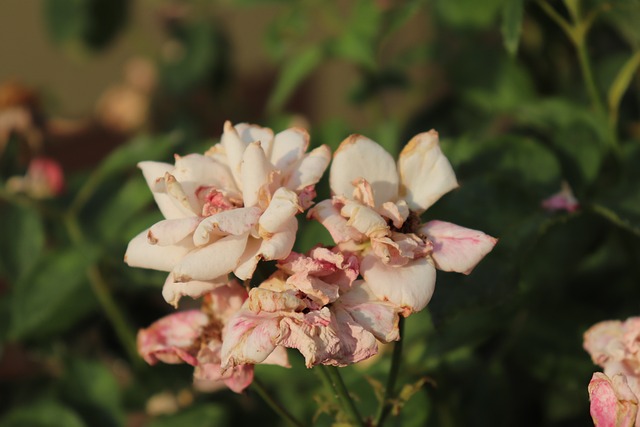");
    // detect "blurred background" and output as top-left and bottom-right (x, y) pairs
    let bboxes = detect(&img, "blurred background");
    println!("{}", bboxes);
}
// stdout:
(1, 0), (640, 426)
